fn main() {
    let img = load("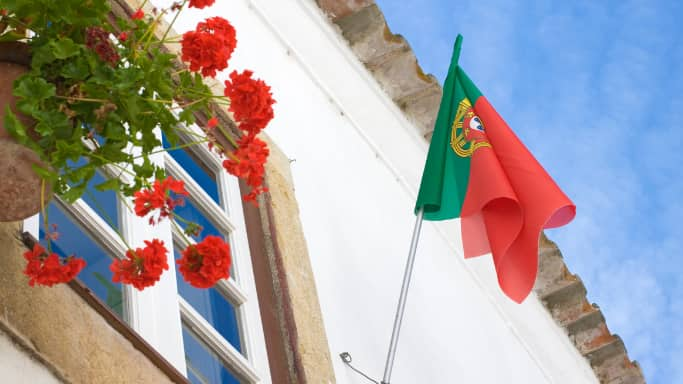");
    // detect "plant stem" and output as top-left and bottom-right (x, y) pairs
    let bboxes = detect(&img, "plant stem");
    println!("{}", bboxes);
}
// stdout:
(130, 138), (209, 160)
(85, 153), (138, 178)
(171, 216), (196, 246)
(41, 179), (52, 253)
(82, 188), (133, 251)
(160, 0), (187, 43)
(55, 96), (110, 103)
